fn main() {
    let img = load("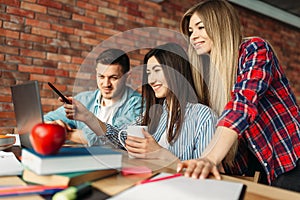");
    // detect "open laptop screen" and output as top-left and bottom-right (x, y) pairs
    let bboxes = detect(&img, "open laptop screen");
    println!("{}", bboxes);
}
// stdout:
(11, 80), (44, 148)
